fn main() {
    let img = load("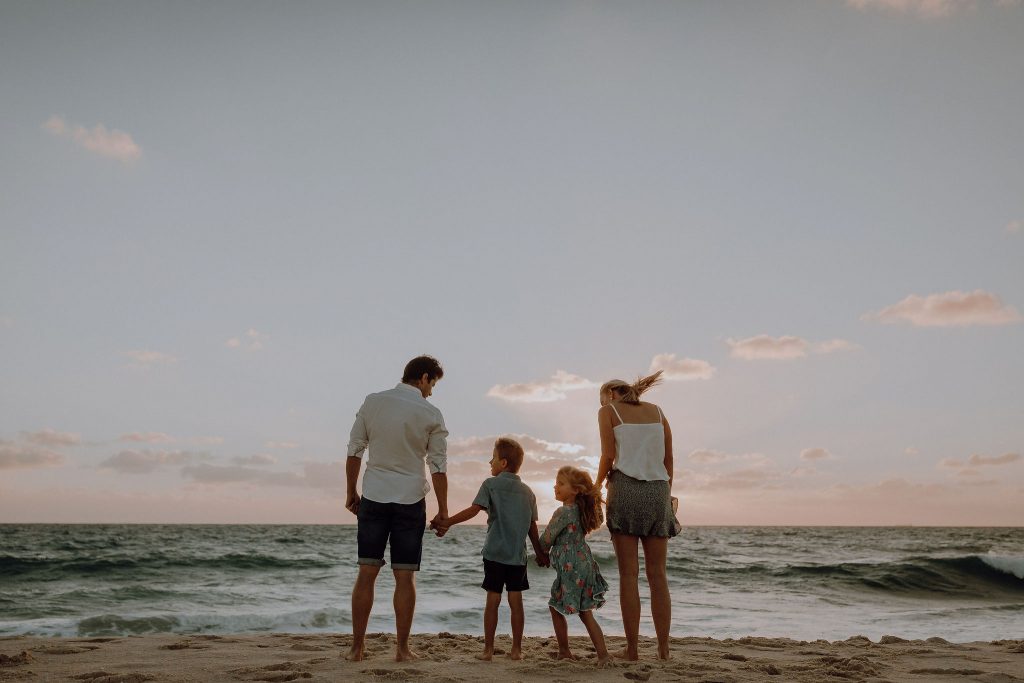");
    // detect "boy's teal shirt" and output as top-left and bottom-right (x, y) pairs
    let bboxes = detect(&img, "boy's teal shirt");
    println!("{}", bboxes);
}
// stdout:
(472, 471), (538, 566)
